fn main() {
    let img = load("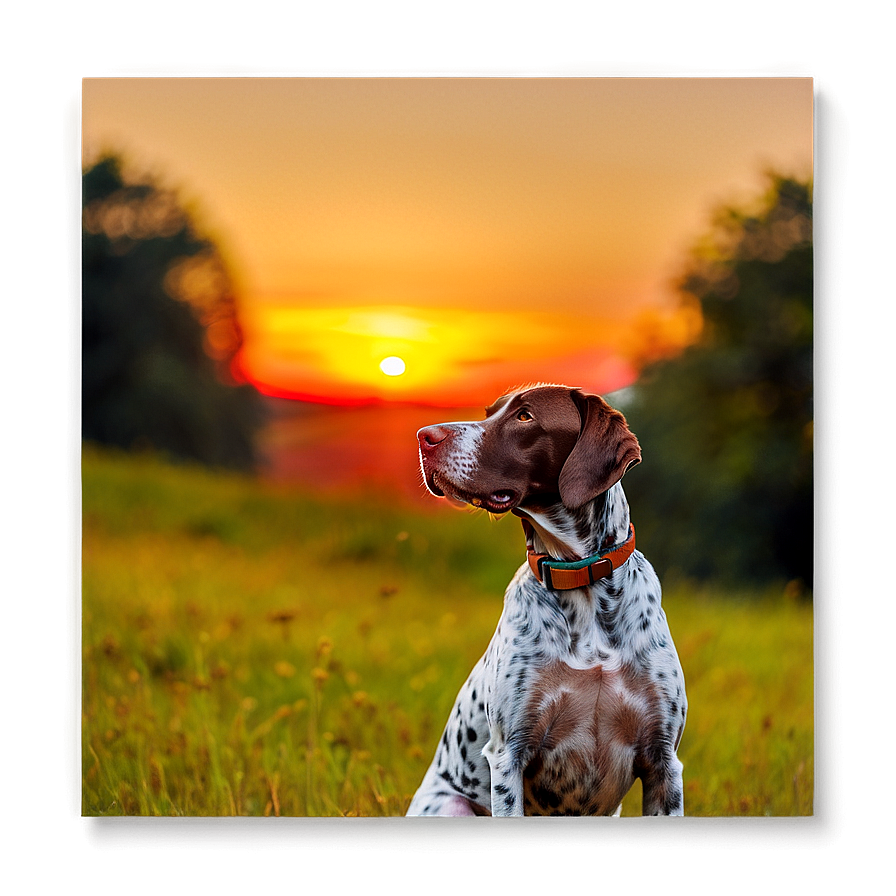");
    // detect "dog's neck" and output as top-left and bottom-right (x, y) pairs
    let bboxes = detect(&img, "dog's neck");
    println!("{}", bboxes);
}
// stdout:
(517, 482), (631, 562)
